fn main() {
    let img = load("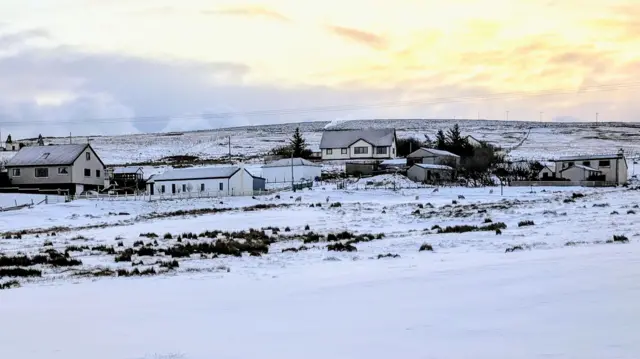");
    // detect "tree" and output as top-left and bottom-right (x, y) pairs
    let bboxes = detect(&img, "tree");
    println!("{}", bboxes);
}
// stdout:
(396, 137), (425, 157)
(37, 134), (44, 146)
(5, 134), (12, 144)
(435, 130), (447, 150)
(290, 127), (307, 158)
